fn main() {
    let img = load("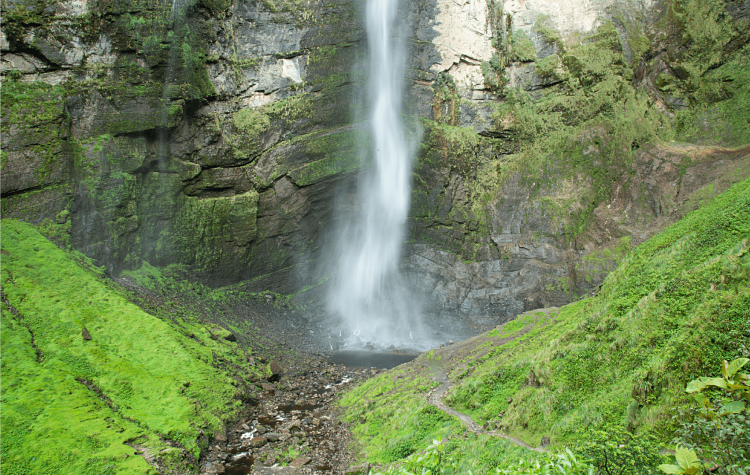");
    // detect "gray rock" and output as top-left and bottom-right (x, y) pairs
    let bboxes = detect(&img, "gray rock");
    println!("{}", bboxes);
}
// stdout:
(344, 463), (370, 475)
(269, 362), (282, 382)
(250, 437), (267, 448)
